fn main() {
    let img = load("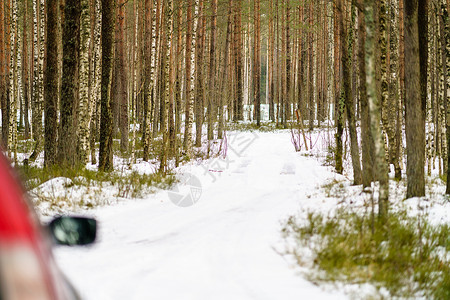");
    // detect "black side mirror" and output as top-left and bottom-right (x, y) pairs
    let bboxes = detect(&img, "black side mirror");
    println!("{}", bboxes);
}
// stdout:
(48, 216), (97, 246)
